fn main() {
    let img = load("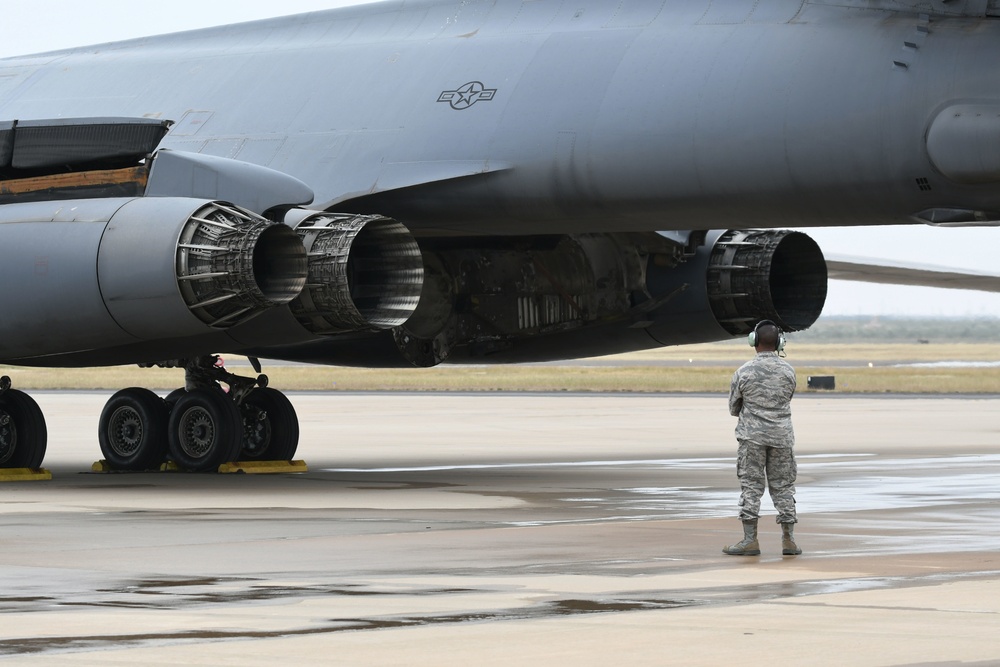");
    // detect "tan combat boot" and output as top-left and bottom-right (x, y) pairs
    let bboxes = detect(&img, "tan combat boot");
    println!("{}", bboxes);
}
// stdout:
(723, 519), (760, 556)
(781, 523), (802, 555)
